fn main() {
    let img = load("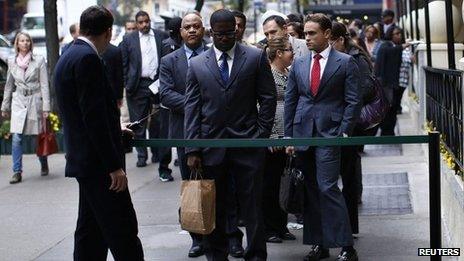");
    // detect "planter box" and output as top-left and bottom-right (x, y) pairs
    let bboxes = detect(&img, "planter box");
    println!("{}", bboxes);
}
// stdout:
(0, 133), (65, 155)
